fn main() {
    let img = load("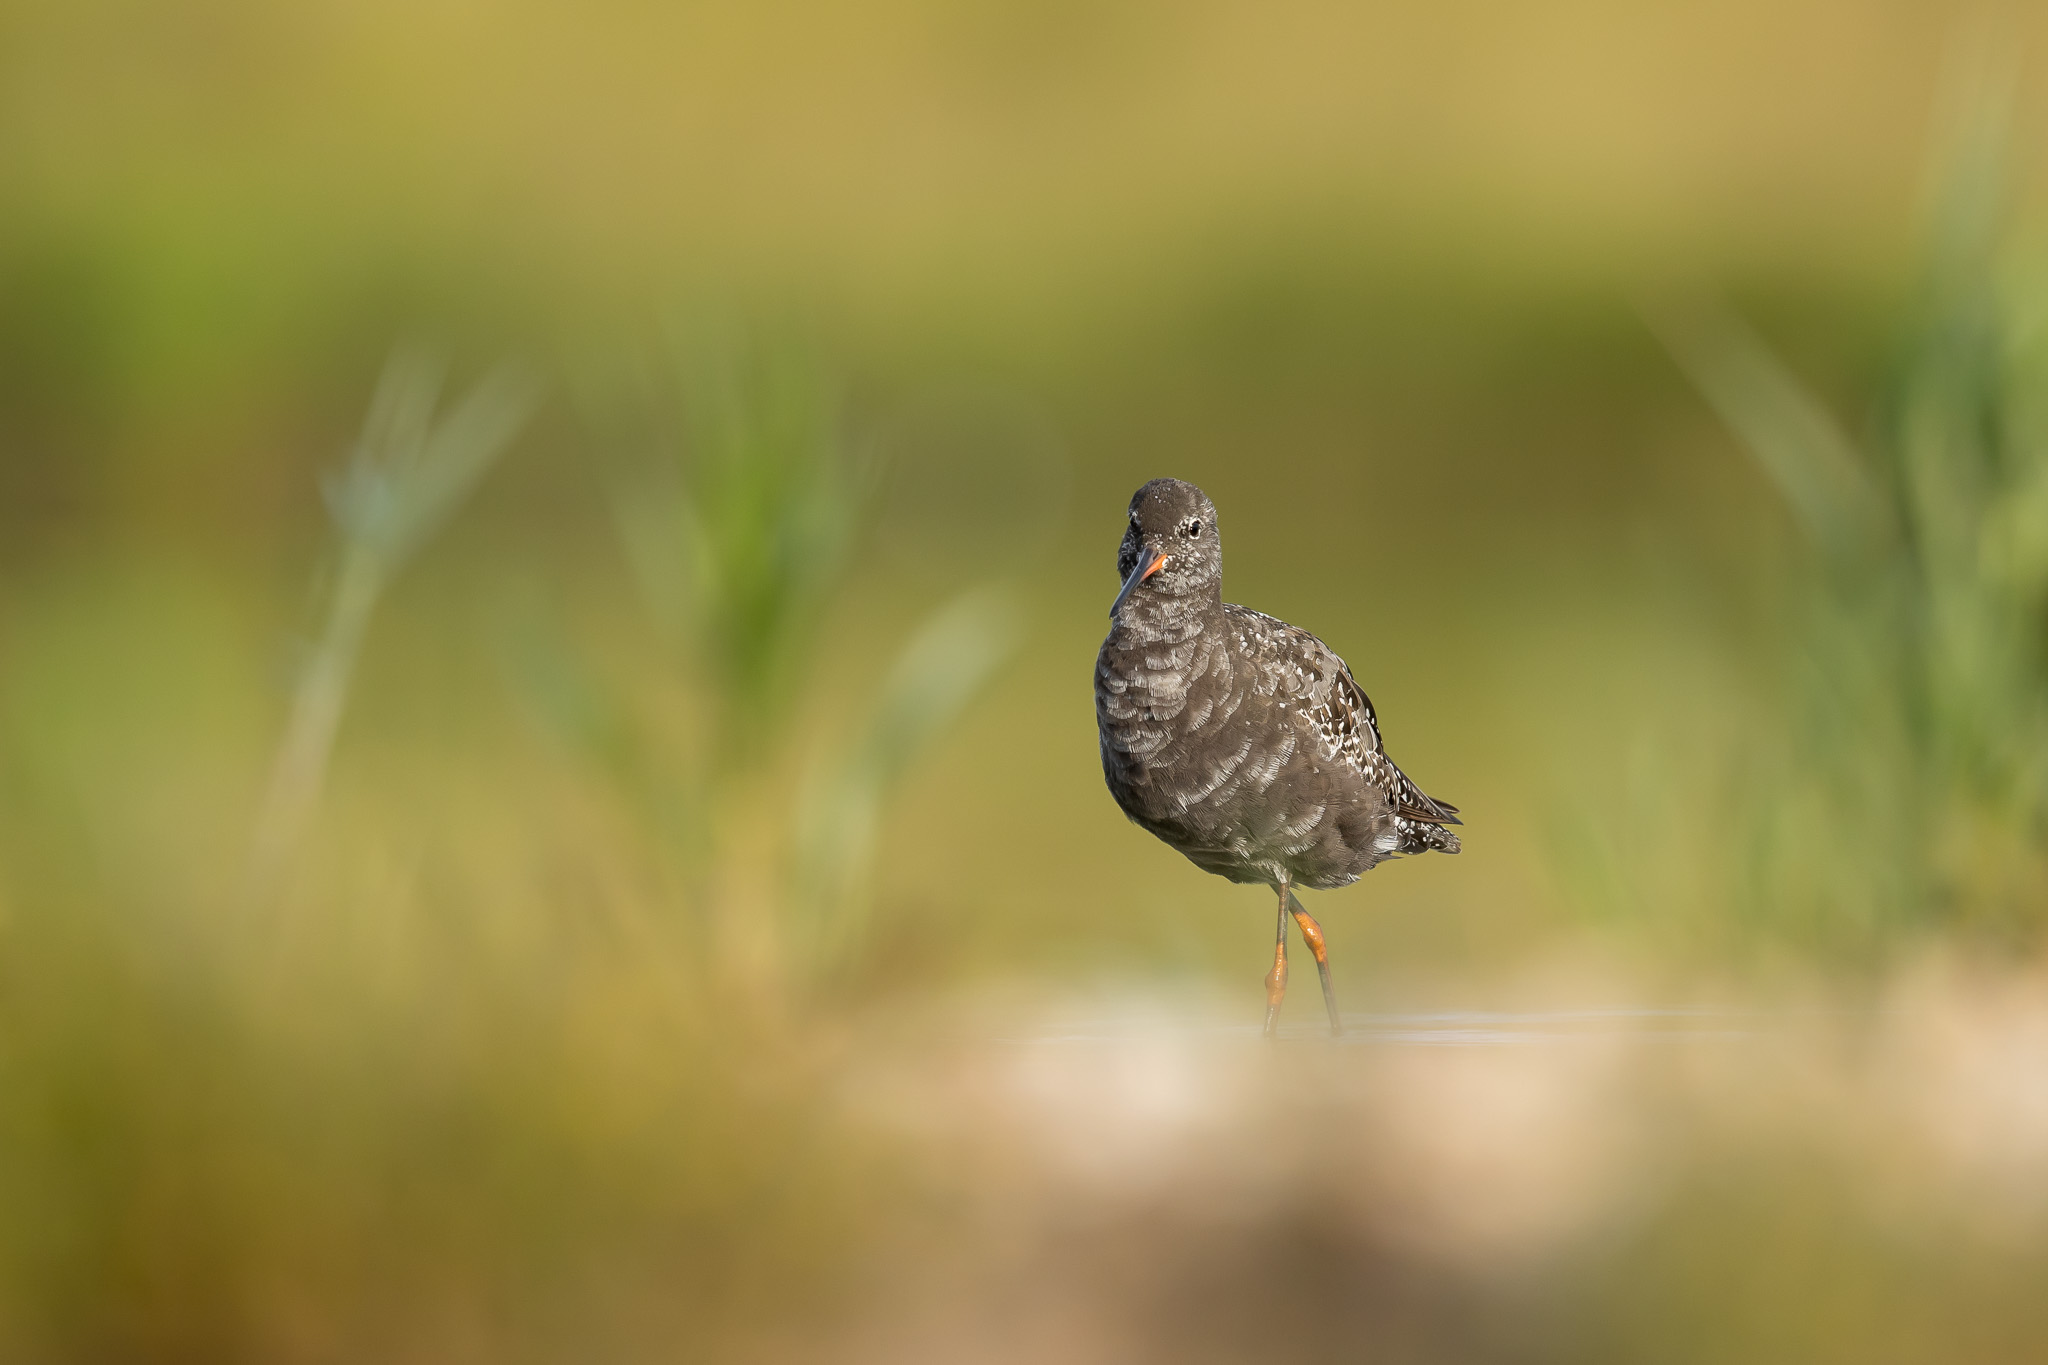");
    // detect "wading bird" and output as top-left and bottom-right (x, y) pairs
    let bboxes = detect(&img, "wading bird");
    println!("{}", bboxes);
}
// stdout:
(1094, 478), (1461, 1035)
